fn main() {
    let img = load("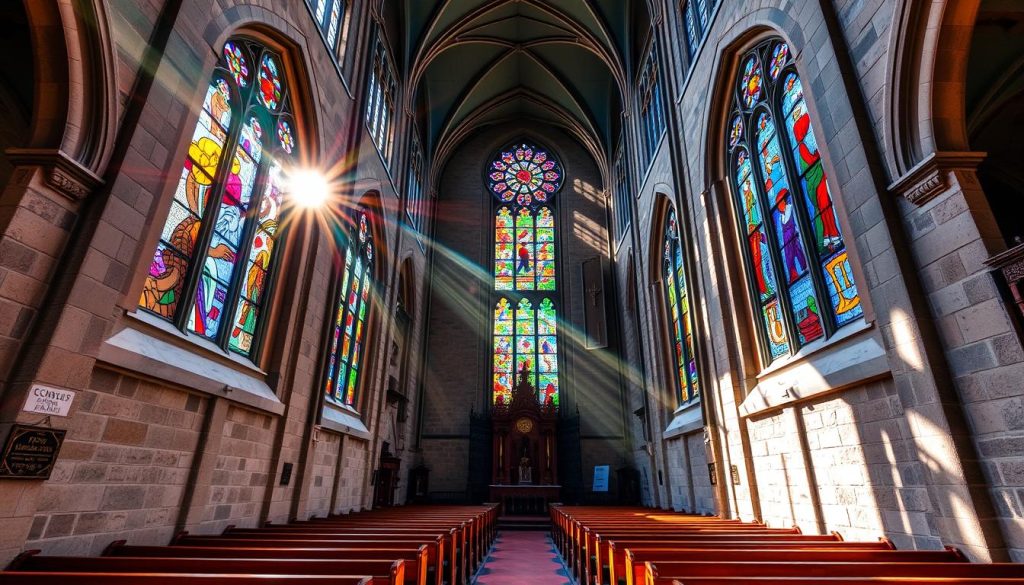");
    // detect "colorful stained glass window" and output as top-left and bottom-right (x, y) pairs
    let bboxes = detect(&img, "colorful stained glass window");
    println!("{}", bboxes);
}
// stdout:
(488, 143), (563, 207)
(726, 38), (863, 364)
(324, 210), (376, 408)
(500, 206), (559, 292)
(663, 208), (700, 404)
(140, 37), (298, 358)
(490, 142), (562, 407)
(492, 297), (559, 408)
(490, 143), (561, 292)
